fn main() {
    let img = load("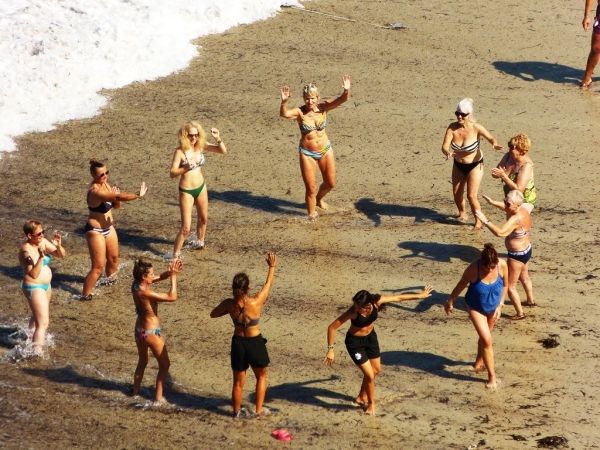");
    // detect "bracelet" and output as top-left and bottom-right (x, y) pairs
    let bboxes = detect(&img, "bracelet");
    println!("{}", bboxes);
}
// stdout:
(216, 139), (222, 144)
(484, 221), (489, 226)
(327, 345), (334, 350)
